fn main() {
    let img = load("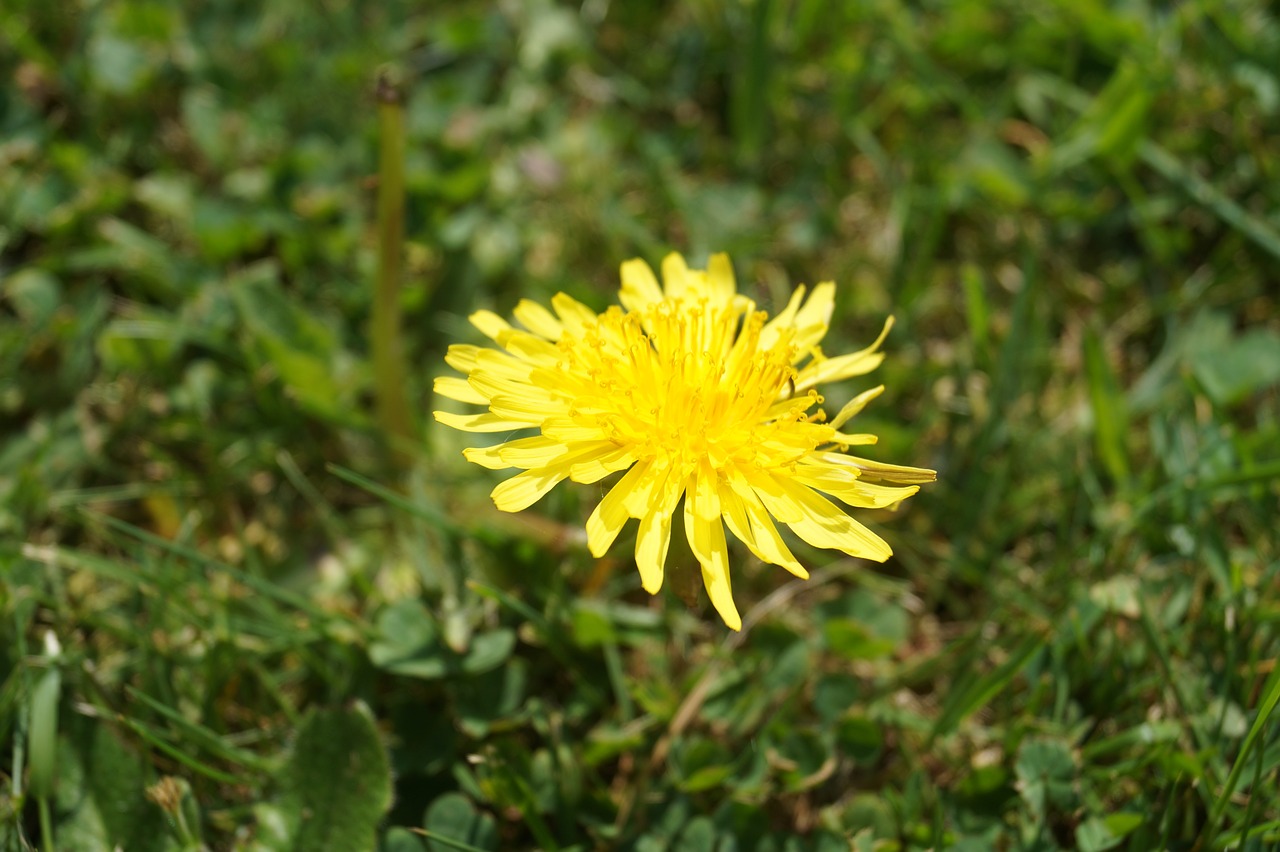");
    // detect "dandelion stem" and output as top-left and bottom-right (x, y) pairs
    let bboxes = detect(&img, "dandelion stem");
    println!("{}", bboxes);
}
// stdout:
(372, 66), (414, 460)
